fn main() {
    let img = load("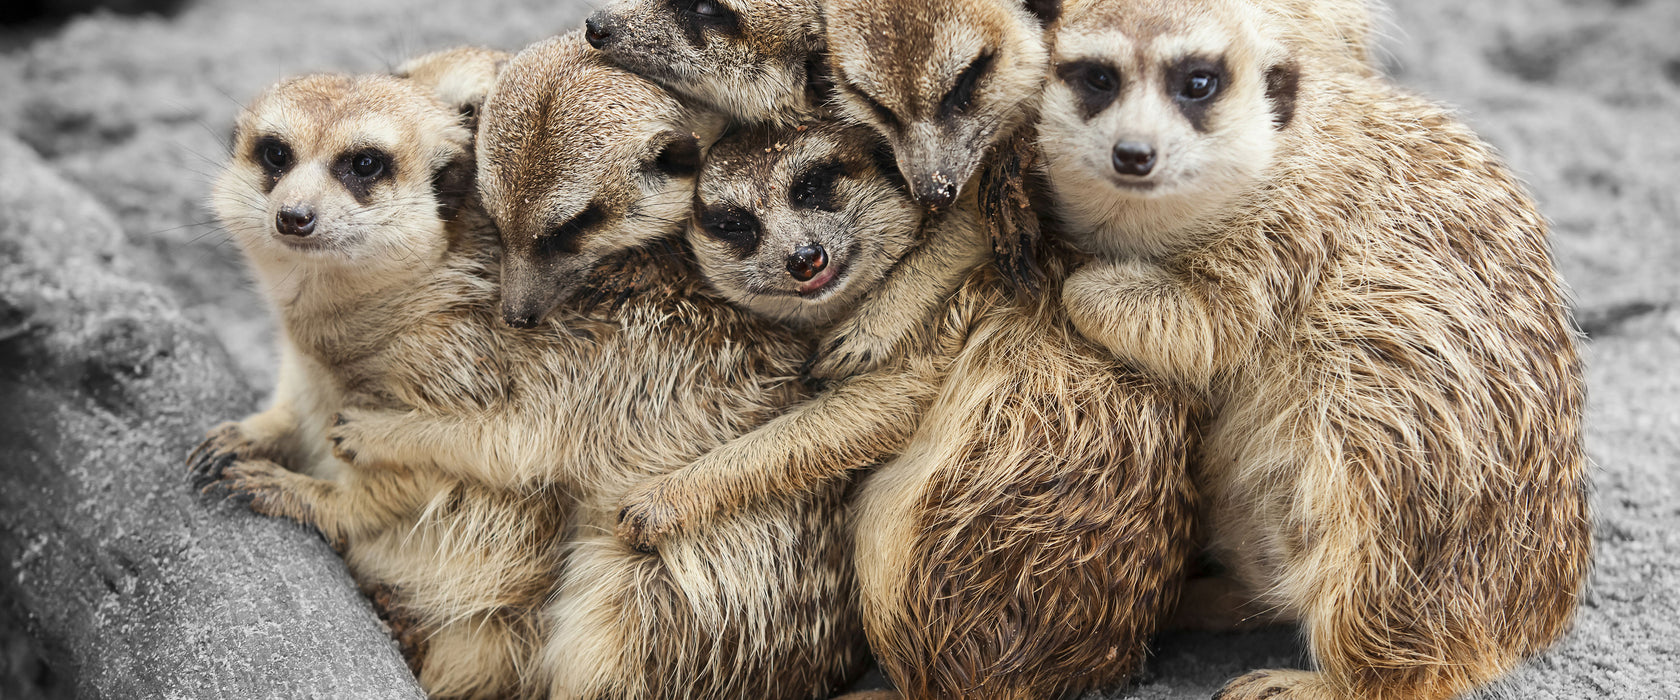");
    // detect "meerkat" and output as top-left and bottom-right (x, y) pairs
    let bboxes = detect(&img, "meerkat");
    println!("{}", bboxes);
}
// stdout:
(584, 0), (827, 127)
(304, 33), (867, 700)
(184, 62), (569, 697)
(1038, 1), (1590, 699)
(610, 119), (1200, 700)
